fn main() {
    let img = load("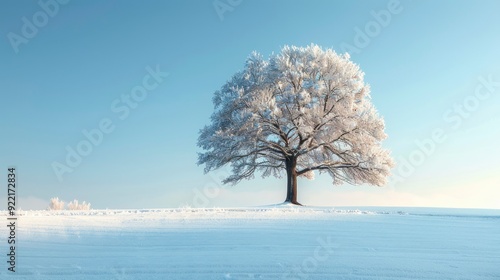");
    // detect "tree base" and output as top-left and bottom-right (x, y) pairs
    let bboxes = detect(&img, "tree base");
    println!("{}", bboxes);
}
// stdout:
(283, 200), (303, 206)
